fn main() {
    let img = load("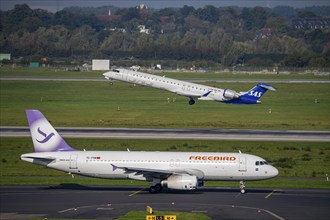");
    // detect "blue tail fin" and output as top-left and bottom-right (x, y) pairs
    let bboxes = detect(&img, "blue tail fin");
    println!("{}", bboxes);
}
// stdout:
(26, 110), (76, 152)
(228, 83), (276, 104)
